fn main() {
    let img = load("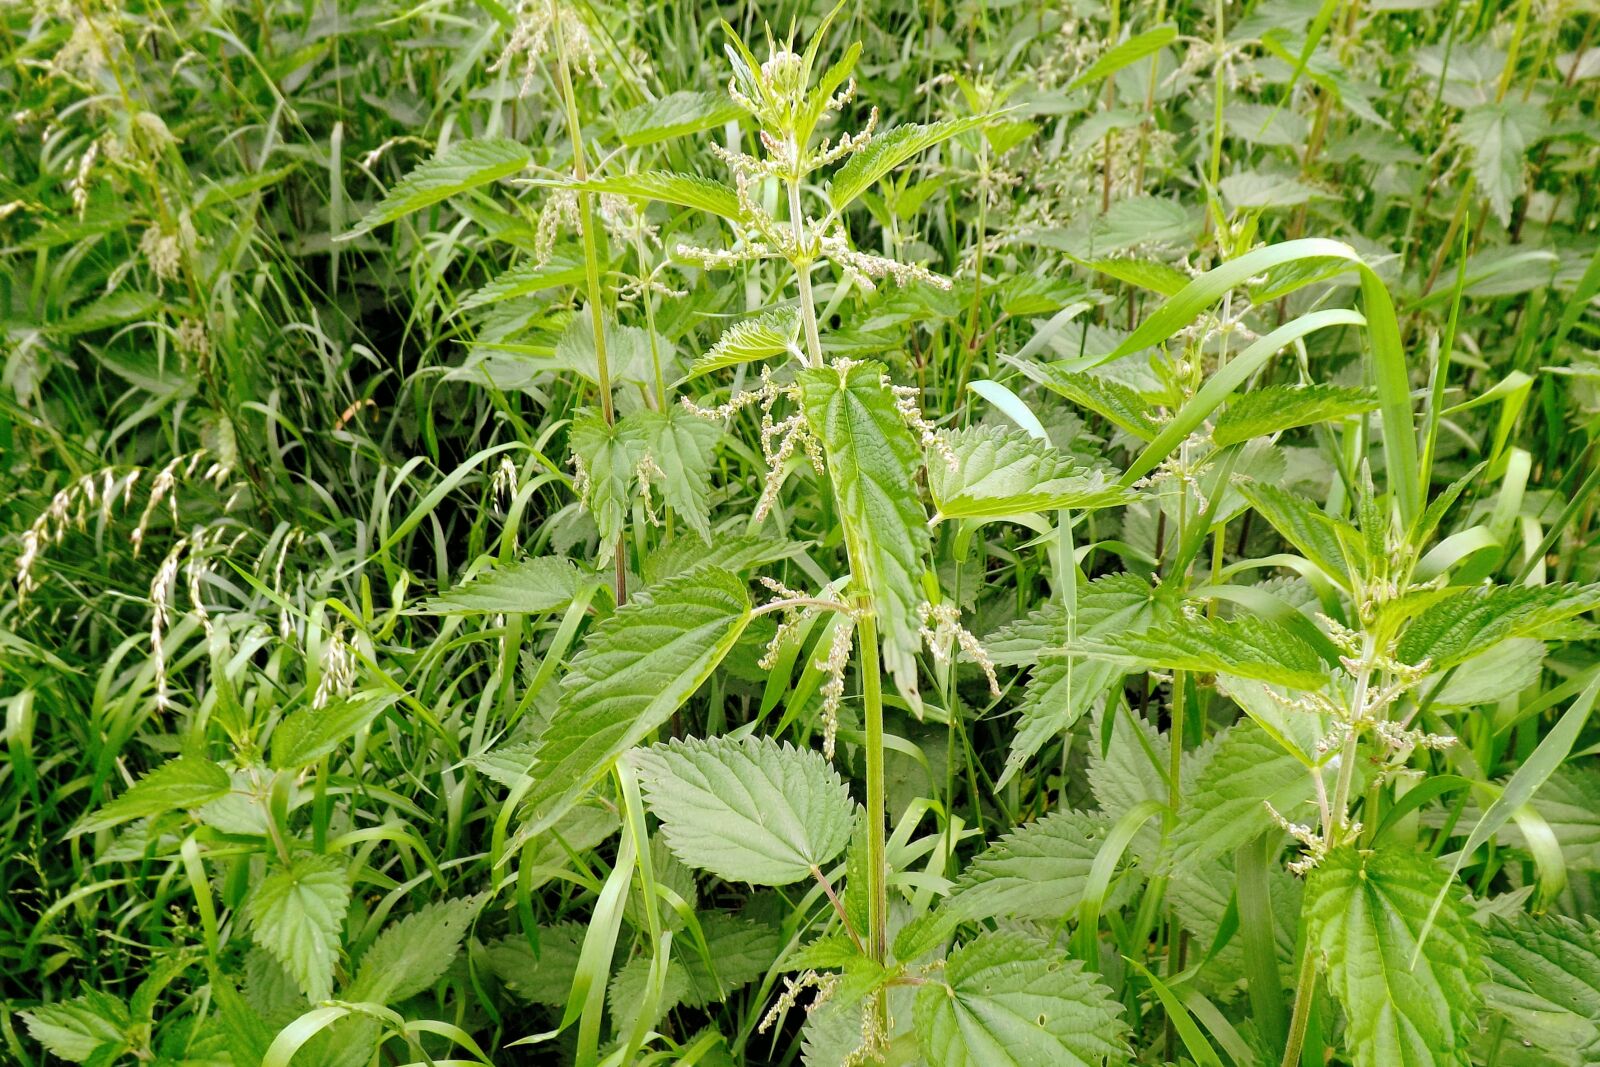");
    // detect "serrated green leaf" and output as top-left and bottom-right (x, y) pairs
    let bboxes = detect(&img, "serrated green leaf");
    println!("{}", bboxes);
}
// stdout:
(346, 893), (487, 1004)
(69, 756), (232, 837)
(1171, 720), (1323, 868)
(641, 532), (805, 586)
(563, 171), (743, 221)
(1214, 385), (1379, 446)
(686, 306), (801, 379)
(914, 931), (1128, 1067)
(1460, 102), (1535, 227)
(244, 853), (351, 1003)
(20, 990), (130, 1063)
(347, 138), (530, 234)
(459, 252), (587, 311)
(1483, 912), (1600, 1062)
(633, 733), (855, 886)
(948, 809), (1110, 922)
(828, 114), (991, 212)
(52, 290), (161, 336)
(1307, 844), (1486, 1067)
(928, 425), (1133, 521)
(616, 90), (743, 147)
(1083, 257), (1190, 295)
(569, 408), (646, 557)
(481, 924), (585, 1007)
(1397, 584), (1600, 669)
(1069, 23), (1178, 90)
(517, 567), (752, 839)
(269, 691), (402, 771)
(1237, 479), (1364, 590)
(798, 360), (930, 700)
(636, 406), (722, 544)
(1099, 613), (1329, 689)
(424, 556), (593, 614)
(1028, 365), (1159, 441)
